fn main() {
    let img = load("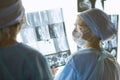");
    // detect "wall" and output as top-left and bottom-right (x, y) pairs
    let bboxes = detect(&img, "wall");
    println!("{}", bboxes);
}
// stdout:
(21, 0), (120, 63)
